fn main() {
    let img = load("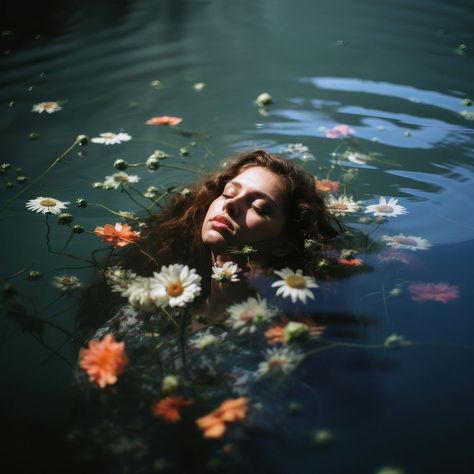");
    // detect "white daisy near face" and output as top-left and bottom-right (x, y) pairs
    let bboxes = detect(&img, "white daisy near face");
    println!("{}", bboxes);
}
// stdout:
(103, 172), (140, 189)
(105, 266), (138, 293)
(121, 276), (156, 312)
(91, 132), (132, 145)
(26, 196), (70, 215)
(227, 295), (274, 334)
(327, 195), (361, 217)
(32, 101), (62, 113)
(382, 234), (430, 251)
(257, 347), (302, 377)
(271, 268), (318, 304)
(150, 264), (202, 308)
(52, 275), (82, 292)
(365, 197), (407, 217)
(211, 261), (241, 283)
